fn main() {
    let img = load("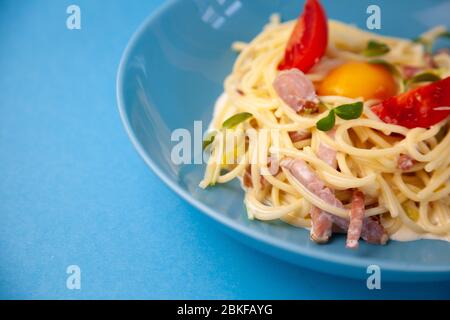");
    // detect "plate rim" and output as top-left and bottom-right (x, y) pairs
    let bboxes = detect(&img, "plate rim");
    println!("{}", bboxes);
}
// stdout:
(116, 0), (450, 280)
